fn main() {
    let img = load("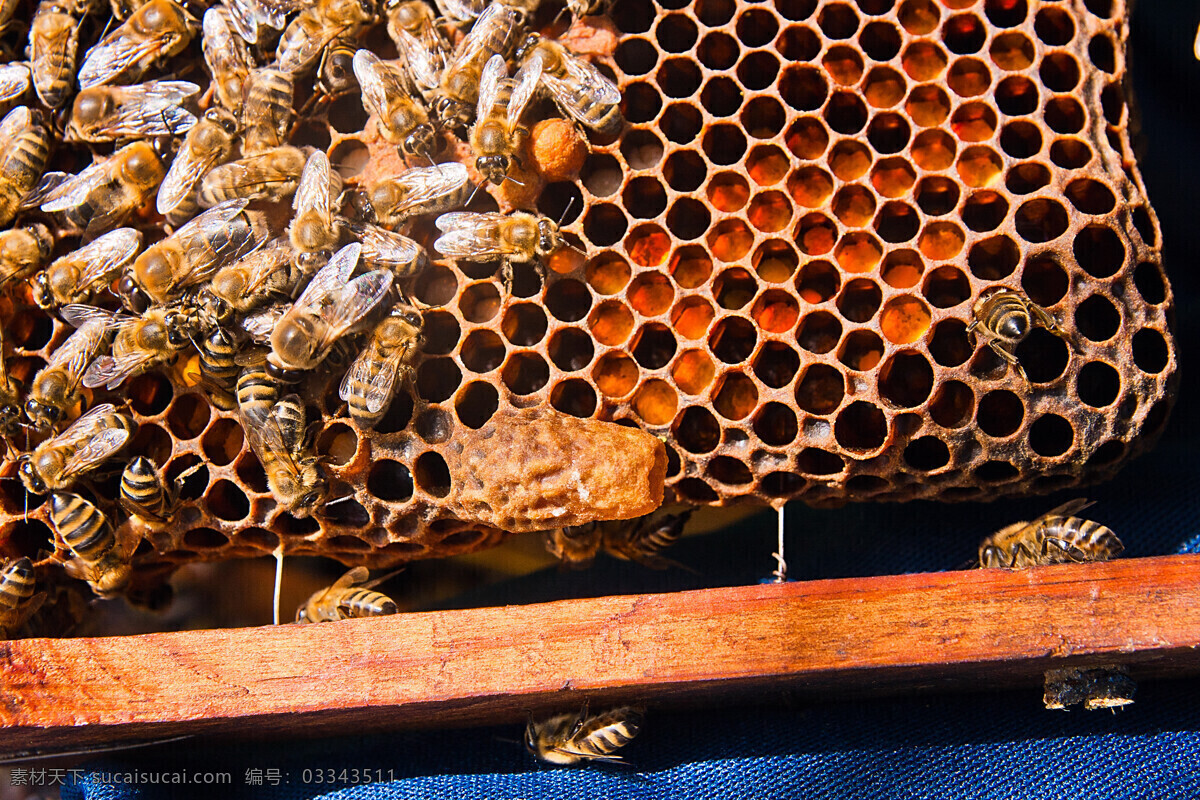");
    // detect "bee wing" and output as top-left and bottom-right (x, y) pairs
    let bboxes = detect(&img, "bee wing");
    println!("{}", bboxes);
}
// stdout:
(83, 351), (157, 390)
(0, 104), (31, 140)
(59, 303), (134, 331)
(73, 228), (144, 290)
(293, 242), (361, 310)
(507, 55), (541, 133)
(158, 134), (227, 215)
(353, 50), (410, 121)
(201, 150), (301, 203)
(446, 2), (519, 76)
(1036, 499), (1096, 522)
(168, 198), (256, 274)
(476, 53), (506, 120)
(433, 0), (487, 22)
(392, 28), (441, 93)
(433, 212), (505, 258)
(335, 566), (370, 589)
(348, 222), (422, 273)
(239, 239), (296, 295)
(224, 0), (261, 42)
(78, 29), (171, 89)
(203, 8), (253, 73)
(57, 408), (131, 479)
(389, 163), (471, 217)
(292, 149), (331, 217)
(540, 51), (622, 128)
(0, 63), (31, 103)
(39, 160), (109, 214)
(239, 305), (287, 344)
(84, 81), (200, 139)
(18, 172), (71, 211)
(240, 401), (299, 475)
(315, 270), (394, 349)
(43, 320), (109, 387)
